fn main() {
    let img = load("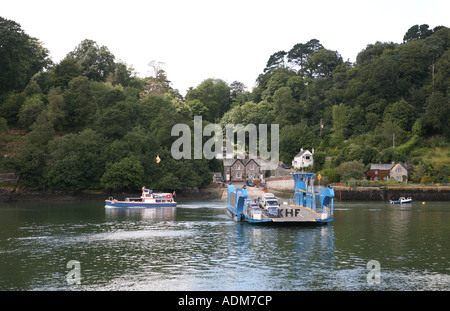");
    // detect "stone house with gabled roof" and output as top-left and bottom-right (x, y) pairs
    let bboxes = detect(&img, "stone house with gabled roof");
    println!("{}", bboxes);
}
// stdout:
(390, 162), (408, 183)
(366, 162), (408, 183)
(223, 158), (262, 182)
(244, 158), (260, 180)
